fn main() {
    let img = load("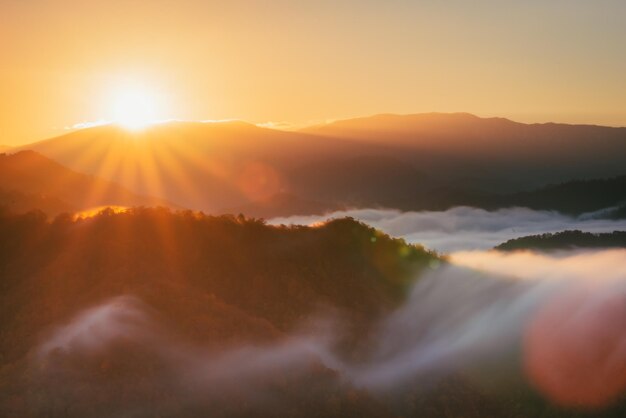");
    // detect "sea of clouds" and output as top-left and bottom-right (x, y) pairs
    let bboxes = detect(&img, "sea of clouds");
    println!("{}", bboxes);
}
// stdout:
(33, 249), (626, 413)
(269, 206), (626, 252)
